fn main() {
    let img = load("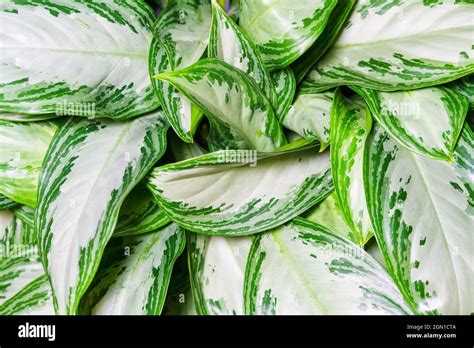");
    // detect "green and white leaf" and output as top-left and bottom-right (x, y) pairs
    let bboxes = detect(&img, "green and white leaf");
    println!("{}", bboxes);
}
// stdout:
(0, 0), (158, 118)
(1, 210), (36, 251)
(0, 212), (53, 315)
(12, 206), (35, 230)
(448, 75), (474, 110)
(302, 193), (356, 244)
(272, 68), (296, 120)
(147, 147), (333, 236)
(244, 218), (413, 315)
(302, 1), (474, 92)
(292, 0), (356, 83)
(154, 58), (287, 152)
(113, 183), (170, 238)
(239, 0), (338, 71)
(36, 111), (169, 314)
(209, 1), (277, 107)
(330, 90), (373, 246)
(0, 257), (54, 315)
(80, 223), (185, 315)
(0, 194), (17, 210)
(0, 120), (58, 207)
(188, 232), (251, 314)
(364, 124), (474, 314)
(149, 0), (211, 142)
(281, 90), (333, 149)
(353, 86), (468, 161)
